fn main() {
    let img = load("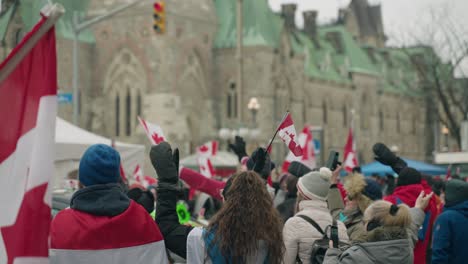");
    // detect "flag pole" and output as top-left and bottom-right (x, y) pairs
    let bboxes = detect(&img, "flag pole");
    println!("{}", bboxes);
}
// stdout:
(266, 111), (289, 153)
